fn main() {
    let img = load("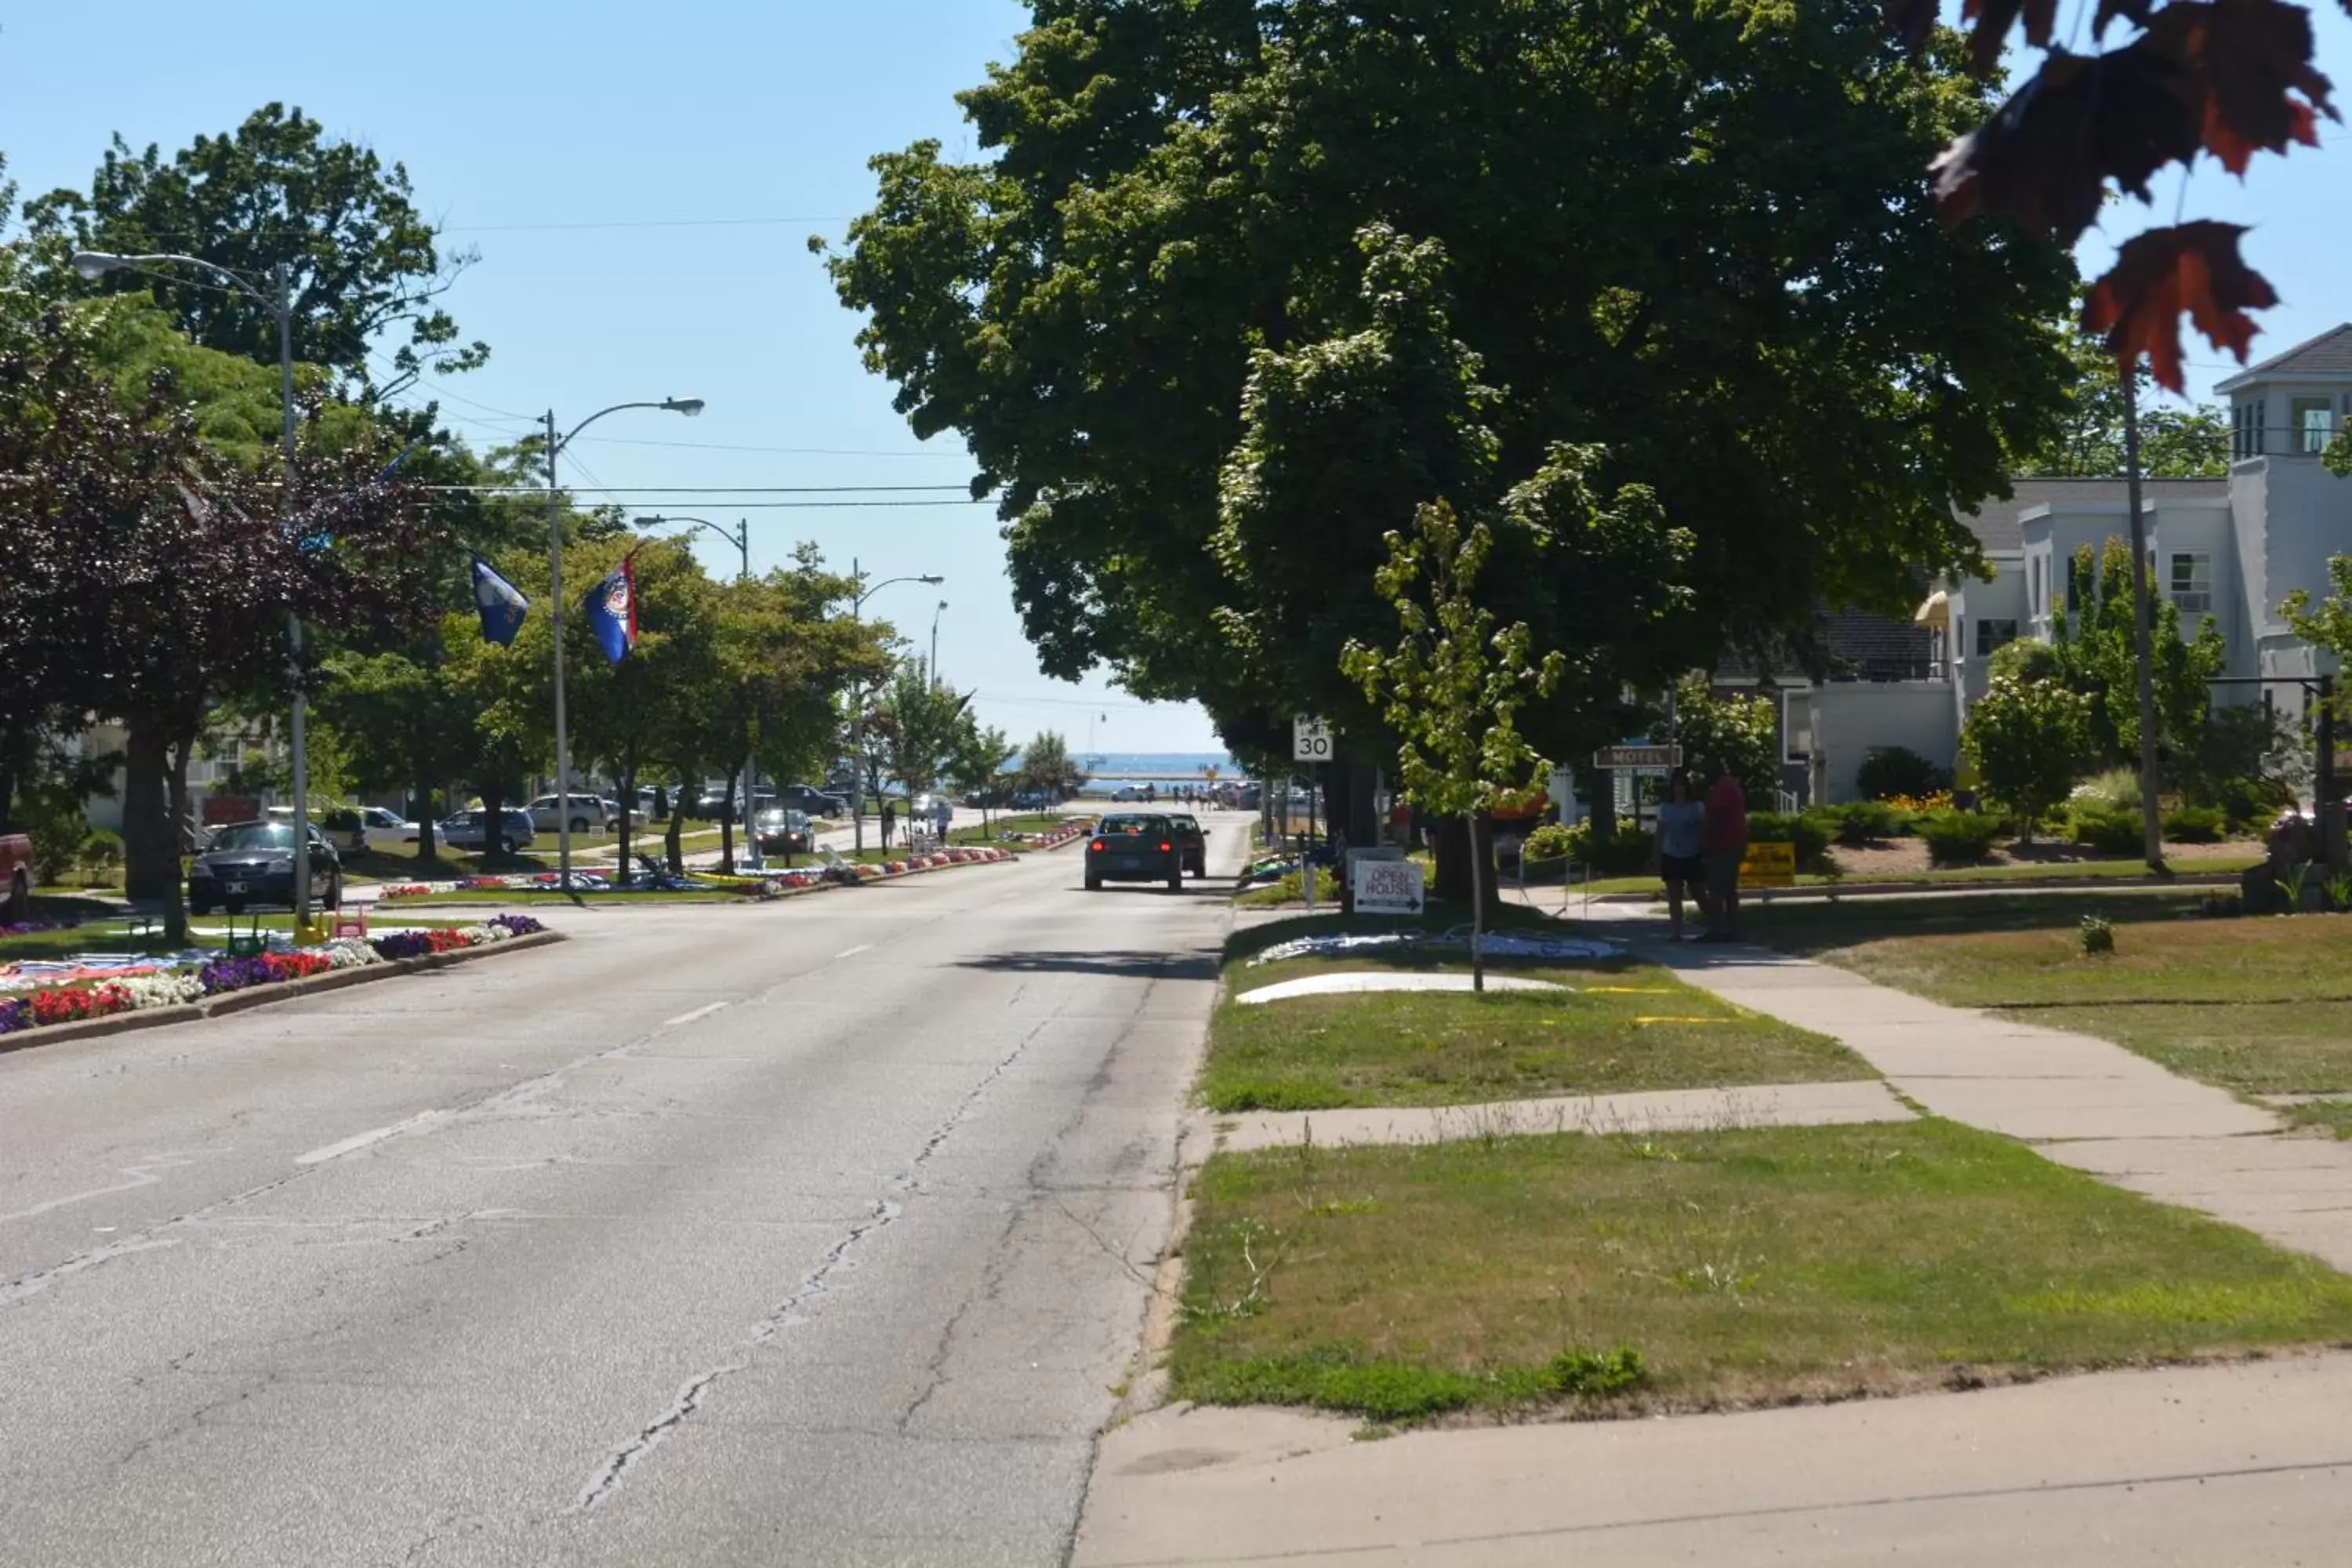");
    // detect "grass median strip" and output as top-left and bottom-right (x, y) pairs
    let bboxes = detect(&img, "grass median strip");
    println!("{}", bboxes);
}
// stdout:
(1202, 952), (1865, 1112)
(1169, 1118), (2352, 1425)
